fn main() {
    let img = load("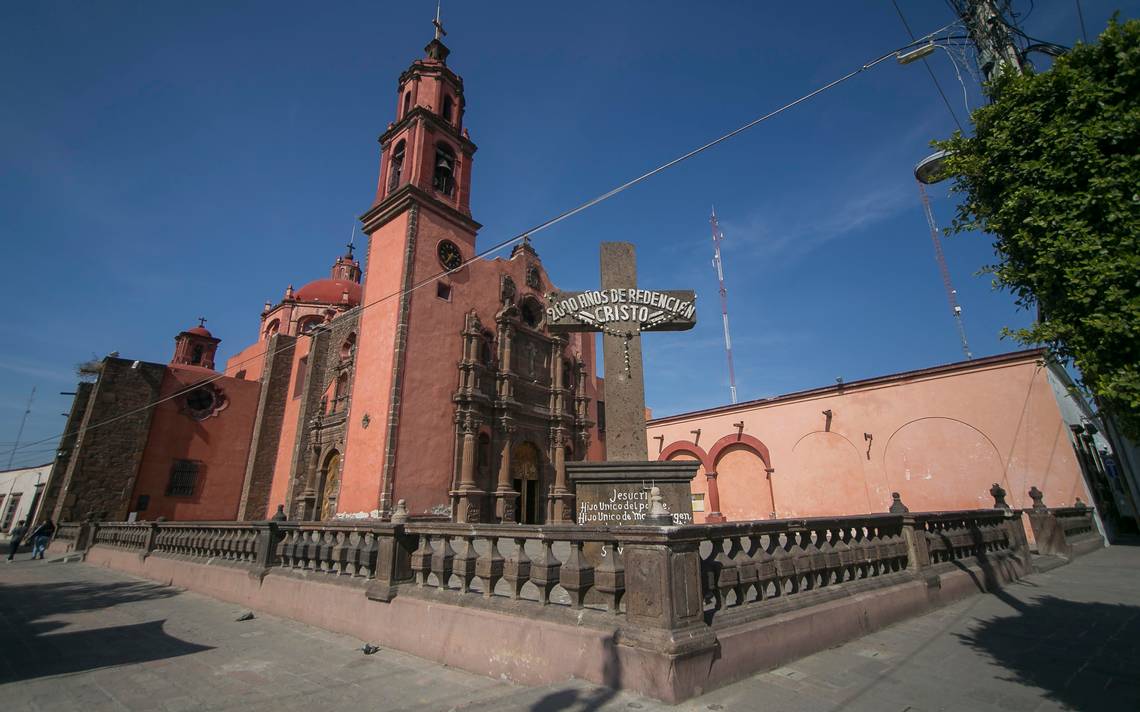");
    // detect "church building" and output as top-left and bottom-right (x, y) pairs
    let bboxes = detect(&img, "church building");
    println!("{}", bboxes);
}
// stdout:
(38, 18), (1136, 534)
